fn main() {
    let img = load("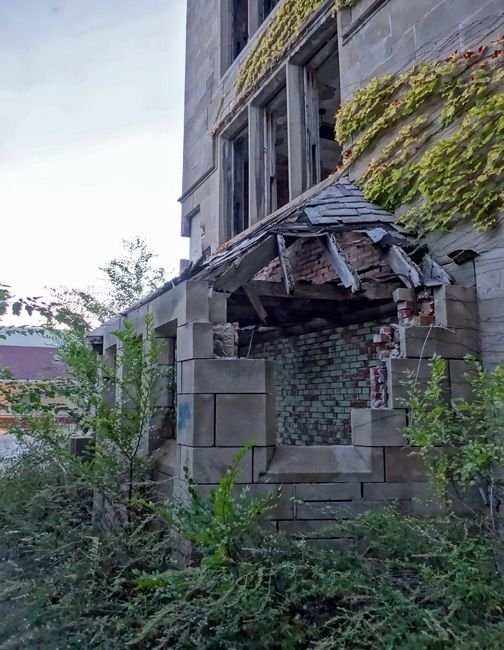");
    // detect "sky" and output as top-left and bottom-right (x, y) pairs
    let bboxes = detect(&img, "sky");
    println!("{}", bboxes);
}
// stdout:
(0, 0), (188, 305)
